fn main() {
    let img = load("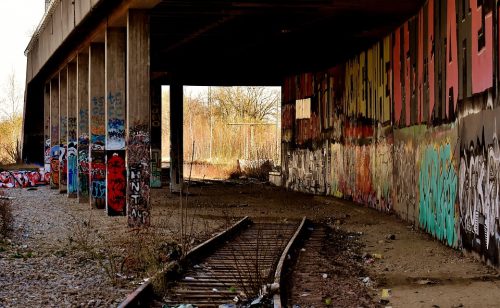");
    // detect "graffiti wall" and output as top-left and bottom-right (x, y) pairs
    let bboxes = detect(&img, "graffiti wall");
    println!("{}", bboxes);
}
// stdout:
(0, 170), (50, 188)
(282, 0), (500, 265)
